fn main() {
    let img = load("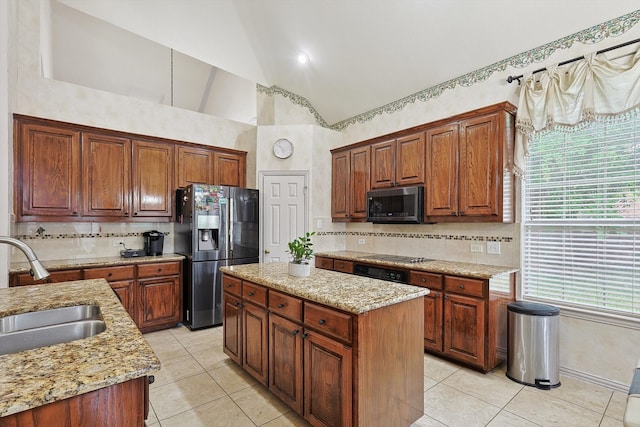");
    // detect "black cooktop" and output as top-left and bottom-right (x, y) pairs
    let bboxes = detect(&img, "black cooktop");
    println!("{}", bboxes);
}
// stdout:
(358, 254), (432, 264)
